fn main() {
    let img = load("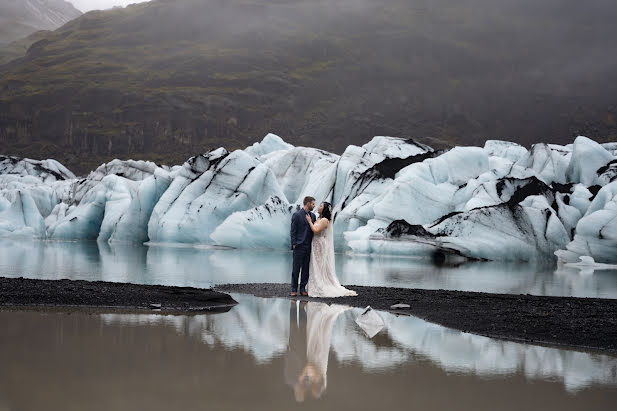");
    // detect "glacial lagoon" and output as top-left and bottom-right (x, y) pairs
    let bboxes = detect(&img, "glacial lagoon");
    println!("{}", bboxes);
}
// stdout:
(1, 295), (616, 410)
(0, 239), (617, 298)
(1, 239), (617, 409)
